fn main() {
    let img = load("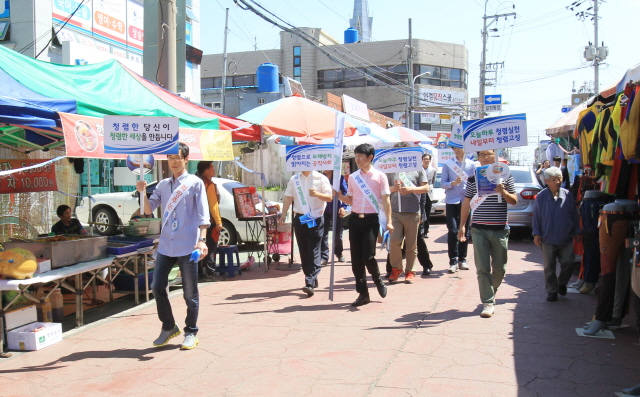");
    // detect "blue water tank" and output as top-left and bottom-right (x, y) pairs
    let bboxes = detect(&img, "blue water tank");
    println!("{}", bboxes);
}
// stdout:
(344, 27), (359, 44)
(256, 63), (279, 93)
